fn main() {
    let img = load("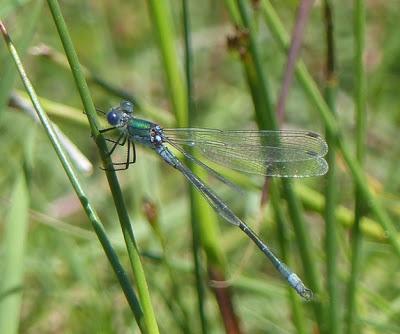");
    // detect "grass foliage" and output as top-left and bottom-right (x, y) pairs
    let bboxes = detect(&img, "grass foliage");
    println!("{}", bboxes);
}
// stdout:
(1, 1), (400, 333)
